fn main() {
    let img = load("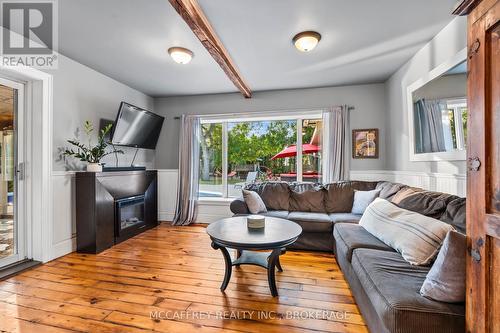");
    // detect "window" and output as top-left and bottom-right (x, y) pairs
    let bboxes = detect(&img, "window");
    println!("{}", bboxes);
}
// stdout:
(199, 123), (223, 197)
(198, 112), (323, 198)
(412, 98), (468, 154)
(445, 99), (467, 150)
